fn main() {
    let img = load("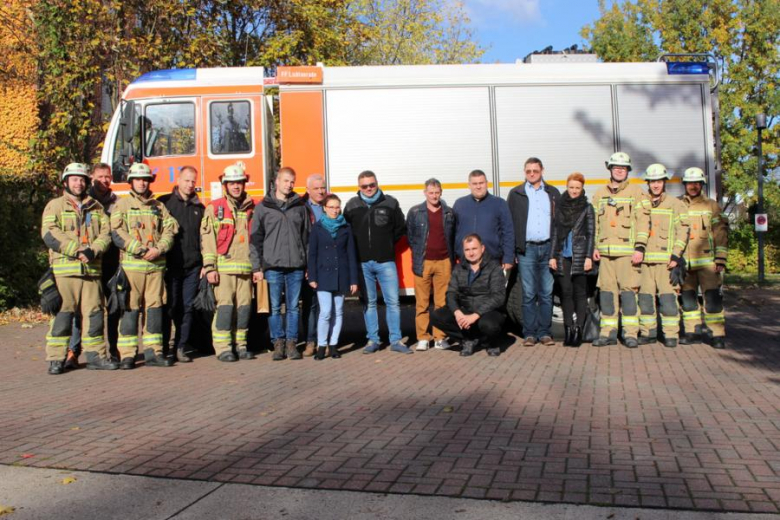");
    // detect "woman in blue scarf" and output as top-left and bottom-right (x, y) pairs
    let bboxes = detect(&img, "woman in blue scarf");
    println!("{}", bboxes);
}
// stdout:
(307, 194), (360, 359)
